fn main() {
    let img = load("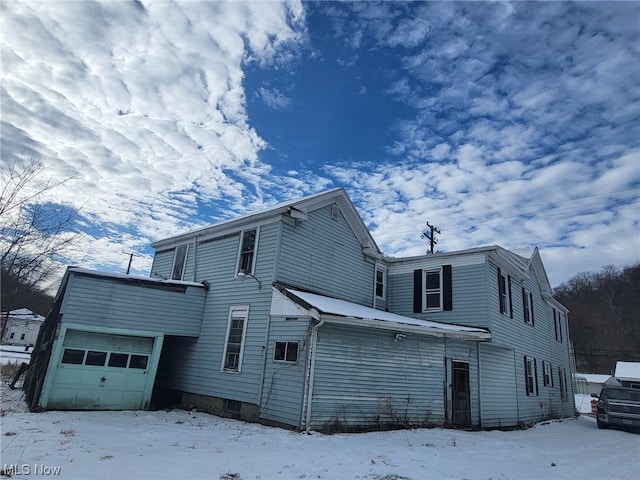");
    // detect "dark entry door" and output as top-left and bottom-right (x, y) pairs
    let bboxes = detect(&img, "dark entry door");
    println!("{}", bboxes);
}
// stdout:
(452, 361), (471, 428)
